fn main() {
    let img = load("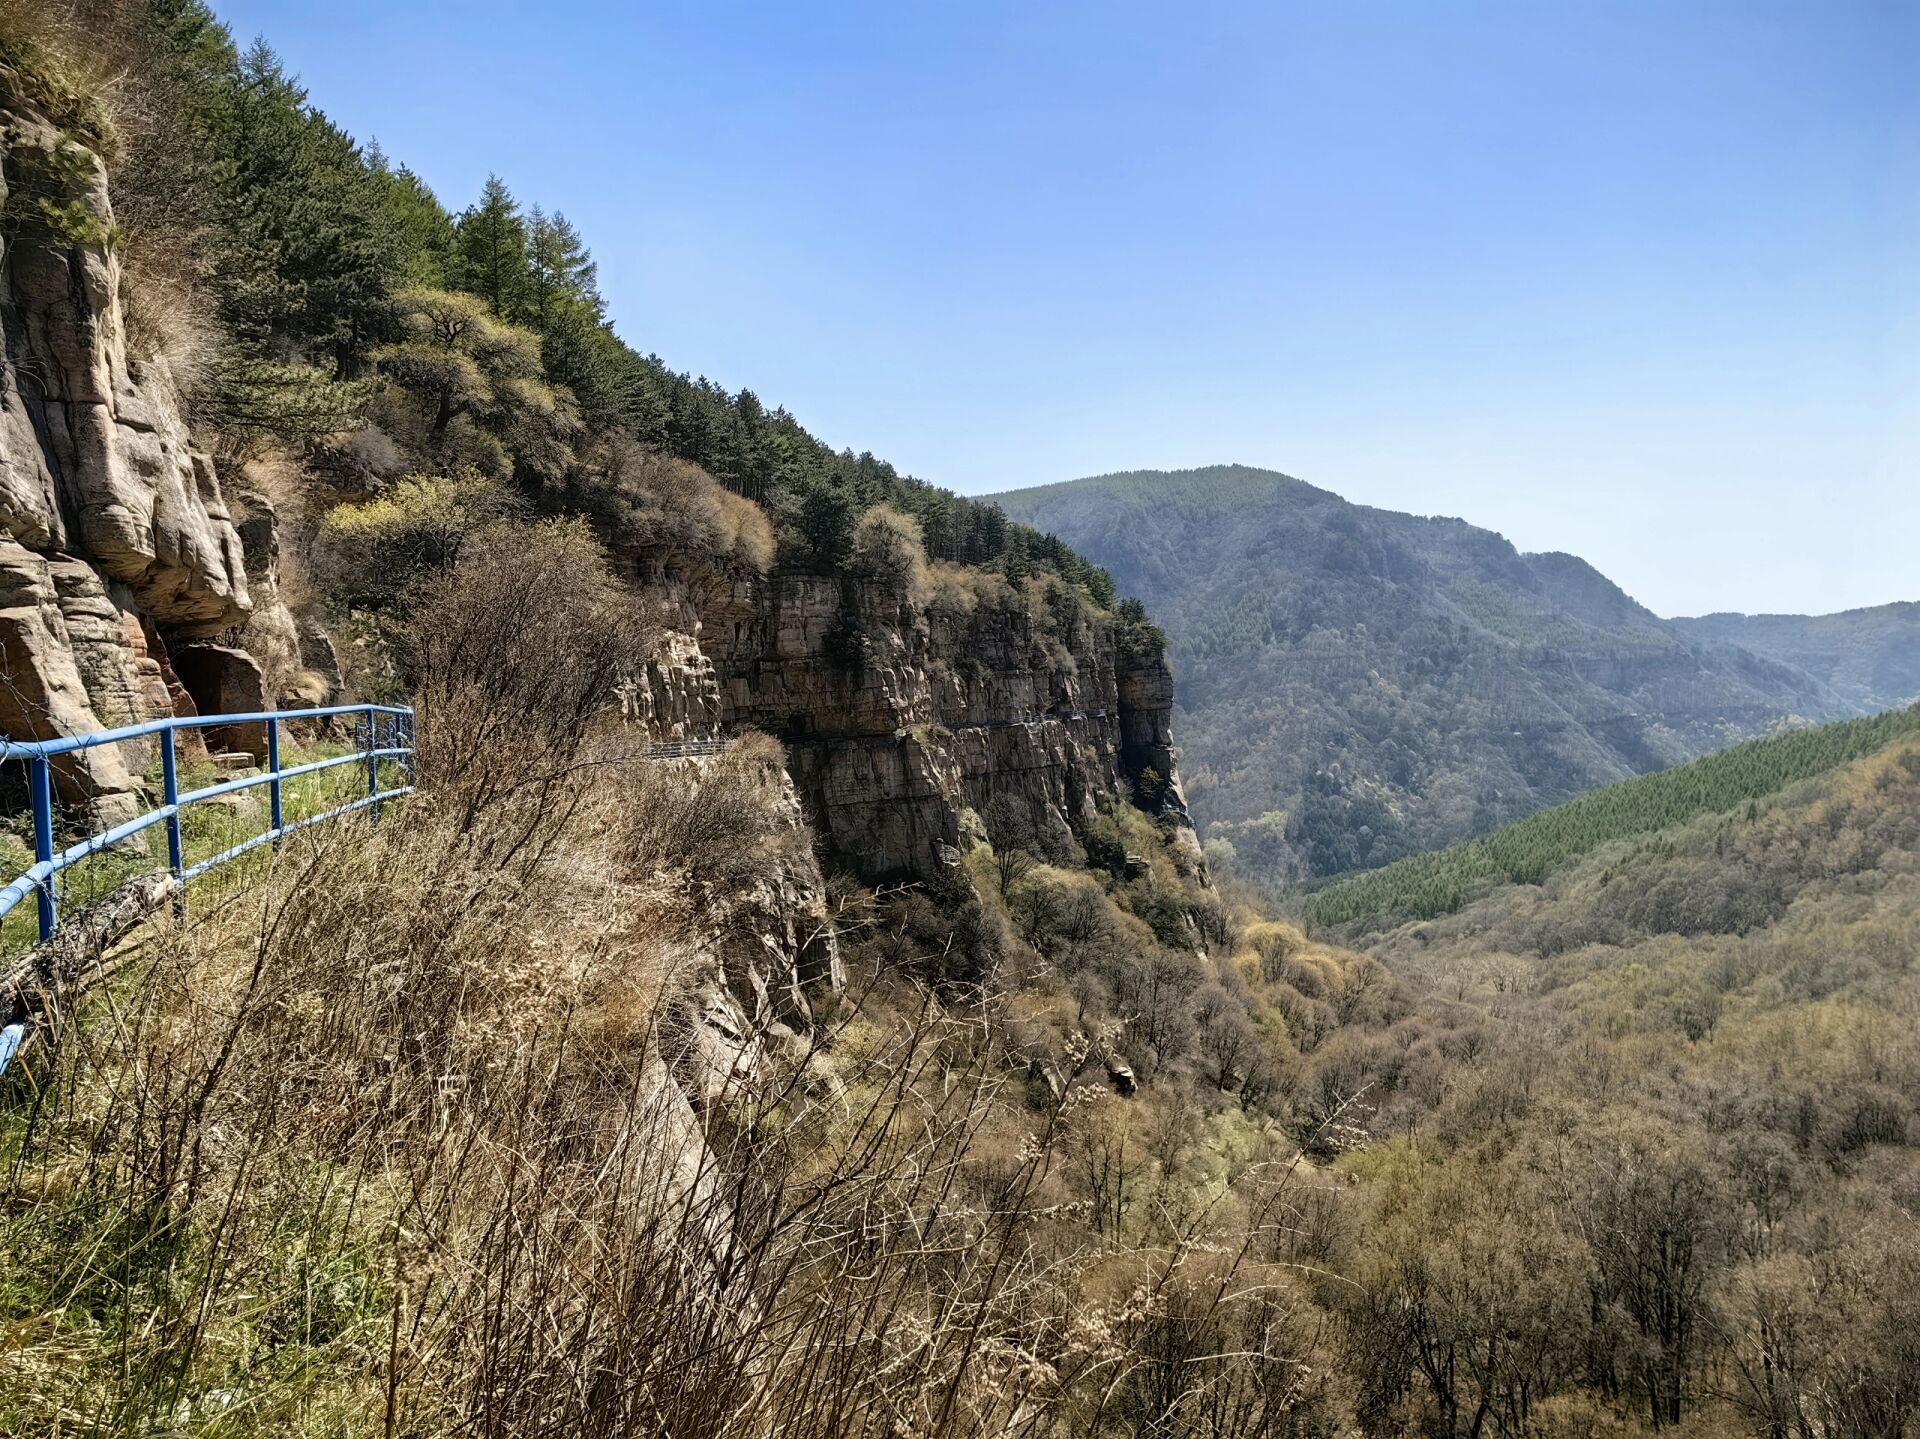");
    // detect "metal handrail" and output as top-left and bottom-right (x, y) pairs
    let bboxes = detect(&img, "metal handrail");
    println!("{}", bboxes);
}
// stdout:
(0, 702), (415, 944)
(0, 703), (414, 759)
(644, 738), (732, 759)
